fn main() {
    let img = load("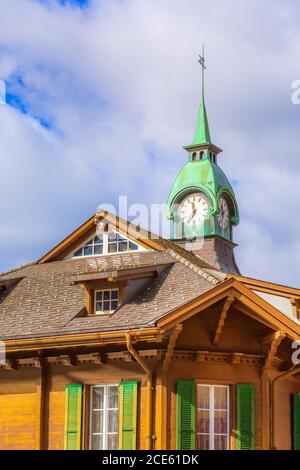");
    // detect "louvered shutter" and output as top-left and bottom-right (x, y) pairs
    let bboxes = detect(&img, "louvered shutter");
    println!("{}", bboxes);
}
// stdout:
(176, 380), (196, 450)
(236, 383), (255, 450)
(293, 393), (300, 450)
(118, 380), (138, 450)
(64, 383), (83, 450)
